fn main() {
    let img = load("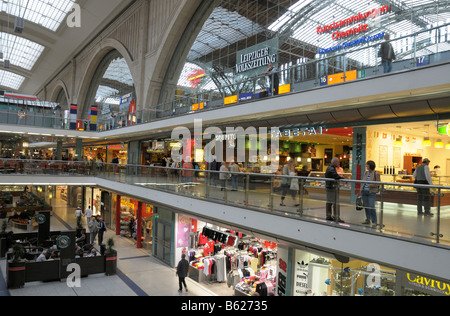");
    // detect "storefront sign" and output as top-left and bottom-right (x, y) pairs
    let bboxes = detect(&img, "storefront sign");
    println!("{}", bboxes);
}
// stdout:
(276, 246), (291, 296)
(404, 273), (450, 296)
(274, 126), (325, 138)
(438, 123), (450, 137)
